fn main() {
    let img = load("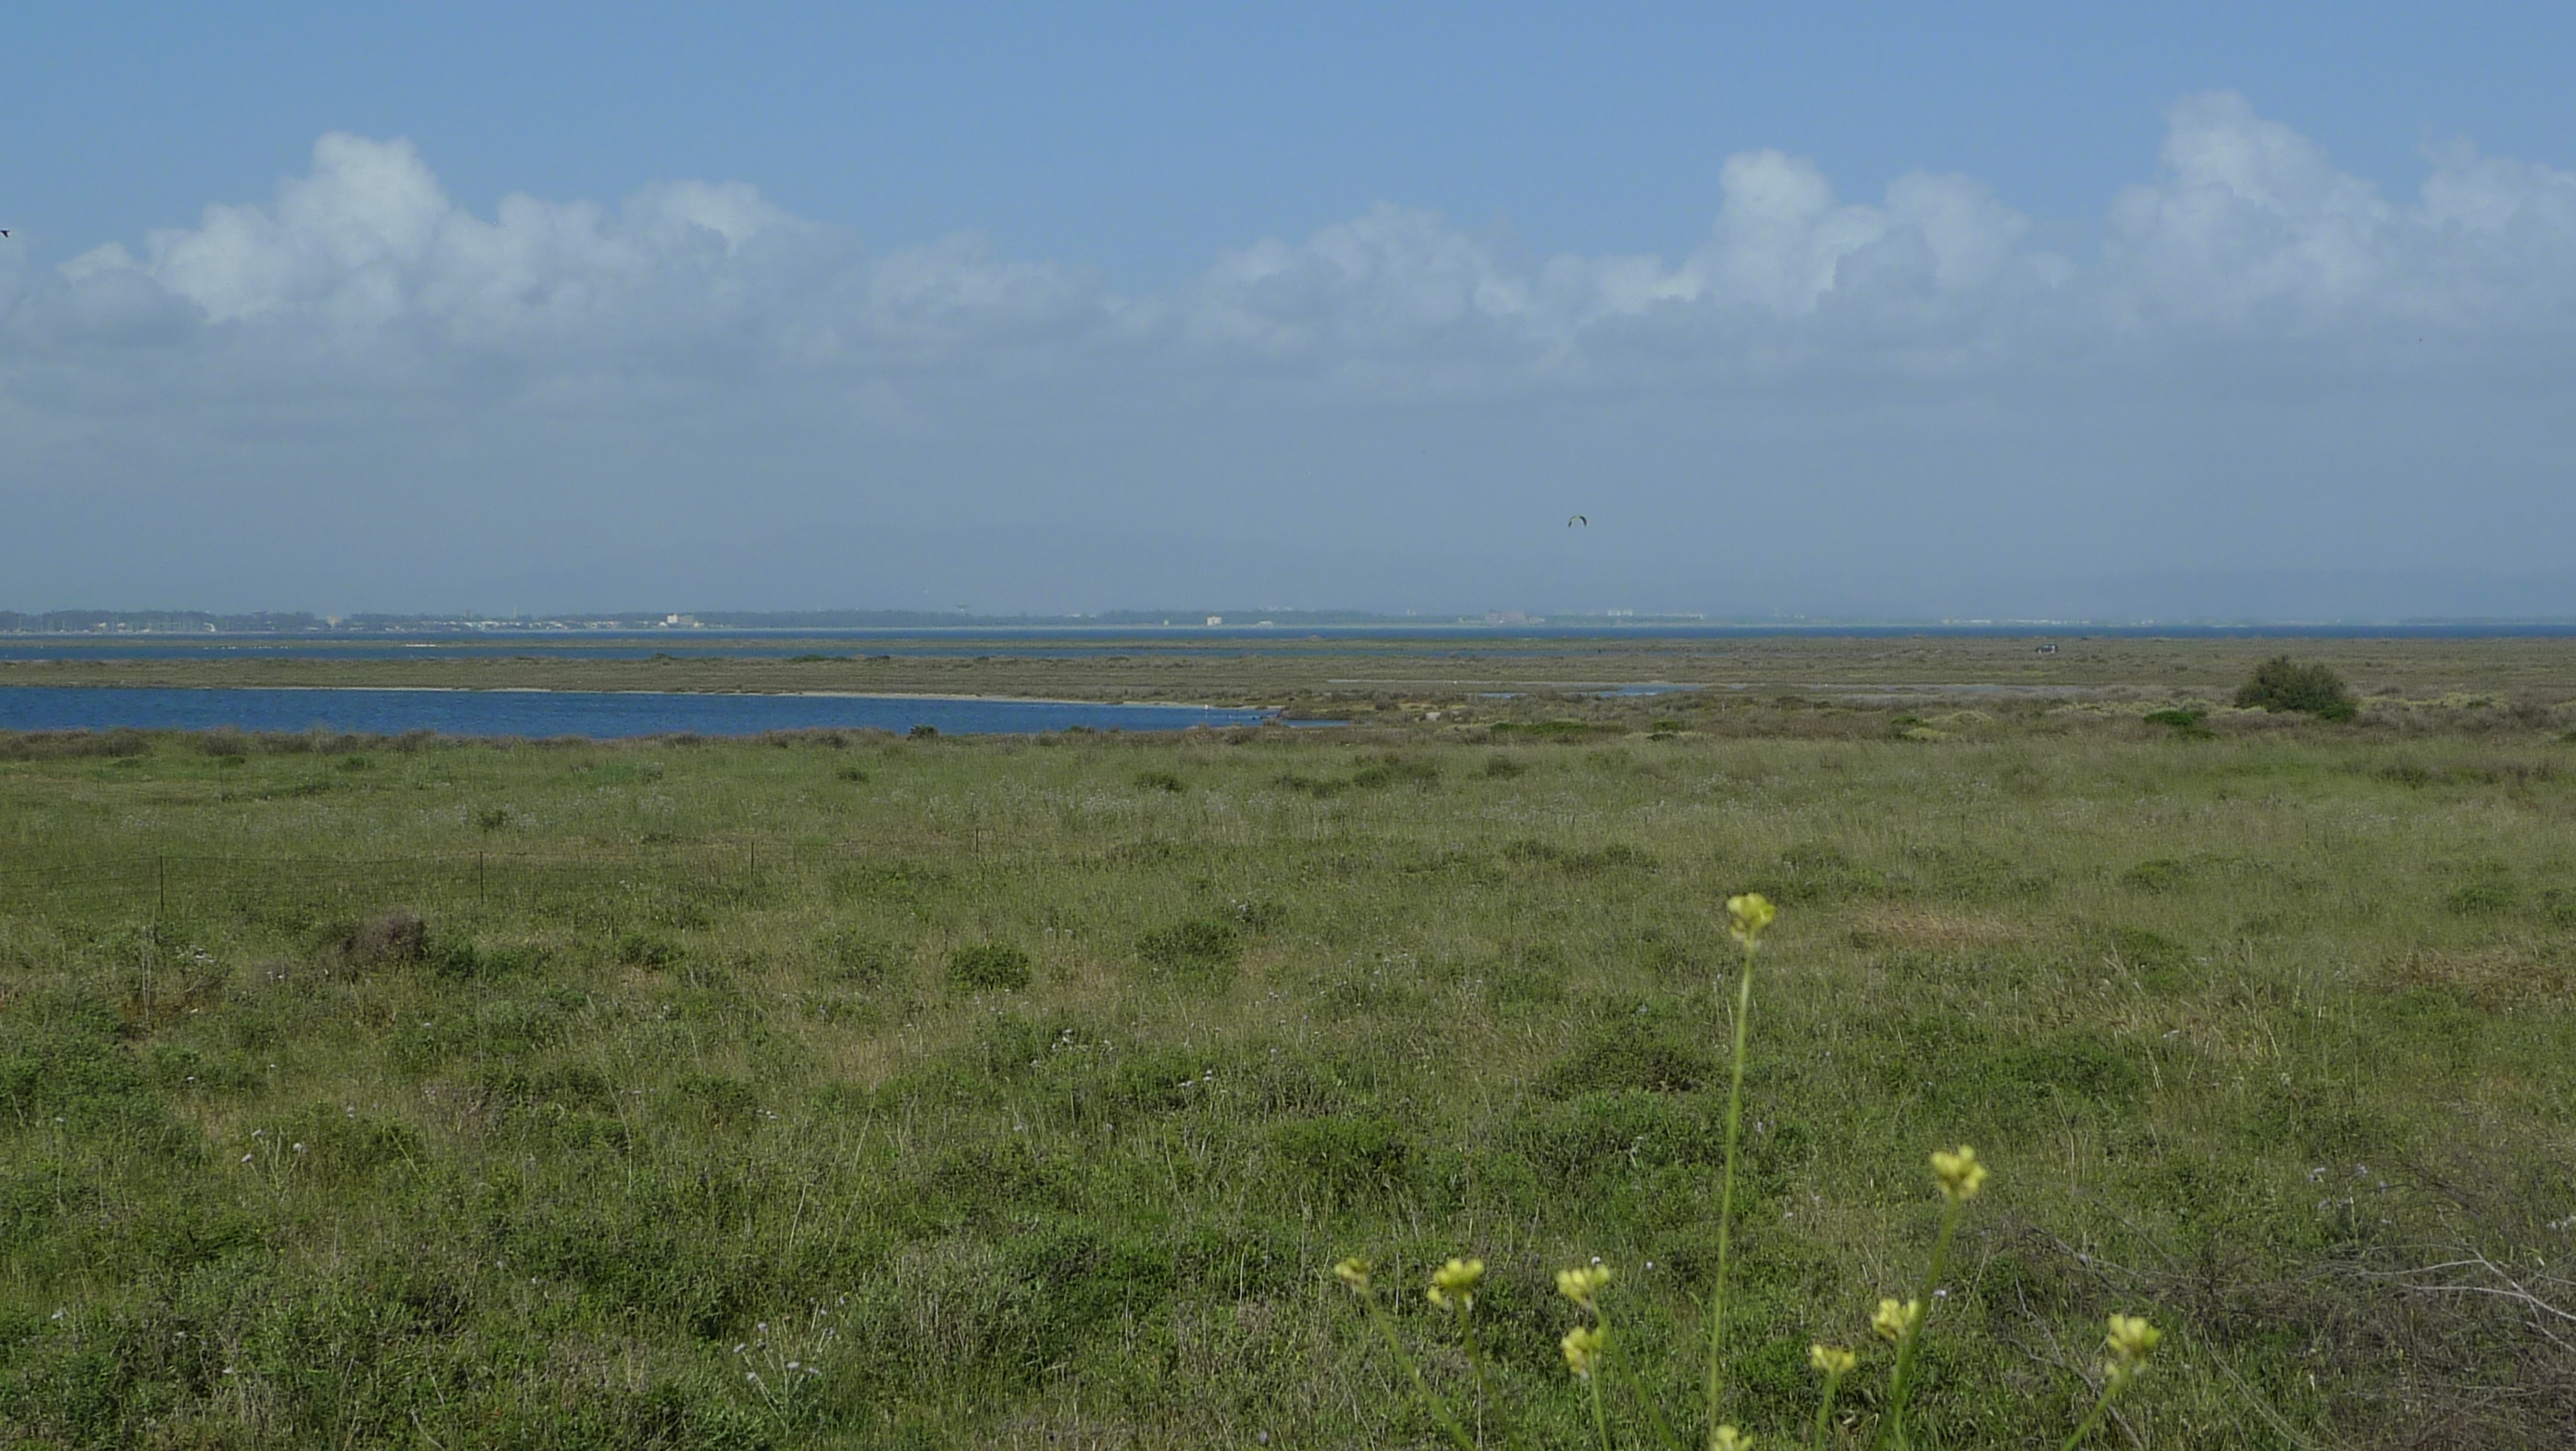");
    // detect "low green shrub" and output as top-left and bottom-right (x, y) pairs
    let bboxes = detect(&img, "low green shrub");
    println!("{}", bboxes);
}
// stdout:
(1350, 754), (1440, 788)
(818, 930), (898, 986)
(947, 942), (1031, 991)
(1135, 919), (1241, 986)
(614, 929), (681, 968)
(2143, 707), (2213, 738)
(2235, 656), (2357, 719)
